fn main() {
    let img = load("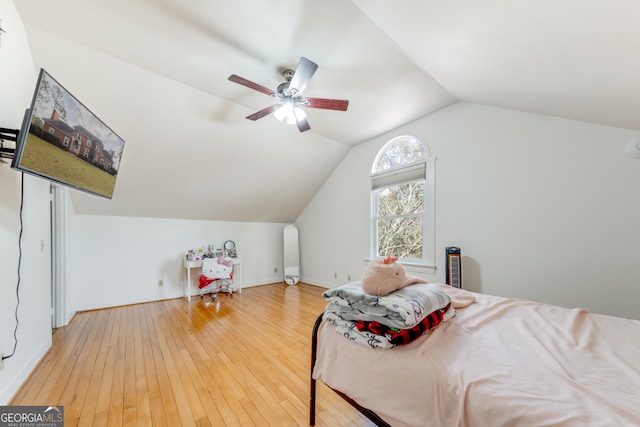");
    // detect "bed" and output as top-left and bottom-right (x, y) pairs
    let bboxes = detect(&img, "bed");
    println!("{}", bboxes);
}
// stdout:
(310, 283), (640, 427)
